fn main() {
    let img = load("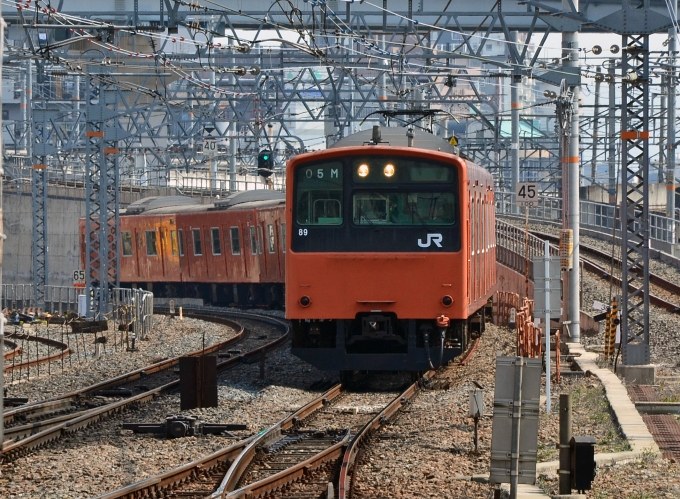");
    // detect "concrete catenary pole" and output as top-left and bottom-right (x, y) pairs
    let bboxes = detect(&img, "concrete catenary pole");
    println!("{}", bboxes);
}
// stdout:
(563, 0), (581, 342)
(510, 31), (520, 214)
(659, 75), (667, 184)
(667, 24), (677, 219)
(591, 66), (602, 182)
(608, 59), (617, 205)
